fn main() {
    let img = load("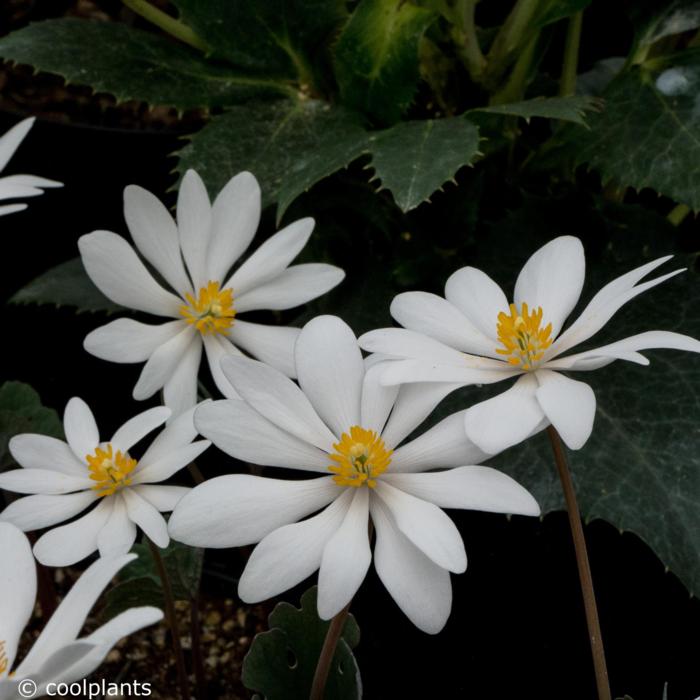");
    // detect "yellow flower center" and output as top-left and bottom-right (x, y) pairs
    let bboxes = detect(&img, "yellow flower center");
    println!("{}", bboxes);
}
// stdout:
(180, 280), (235, 335)
(86, 443), (137, 498)
(328, 426), (392, 488)
(0, 640), (8, 676)
(495, 302), (553, 370)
